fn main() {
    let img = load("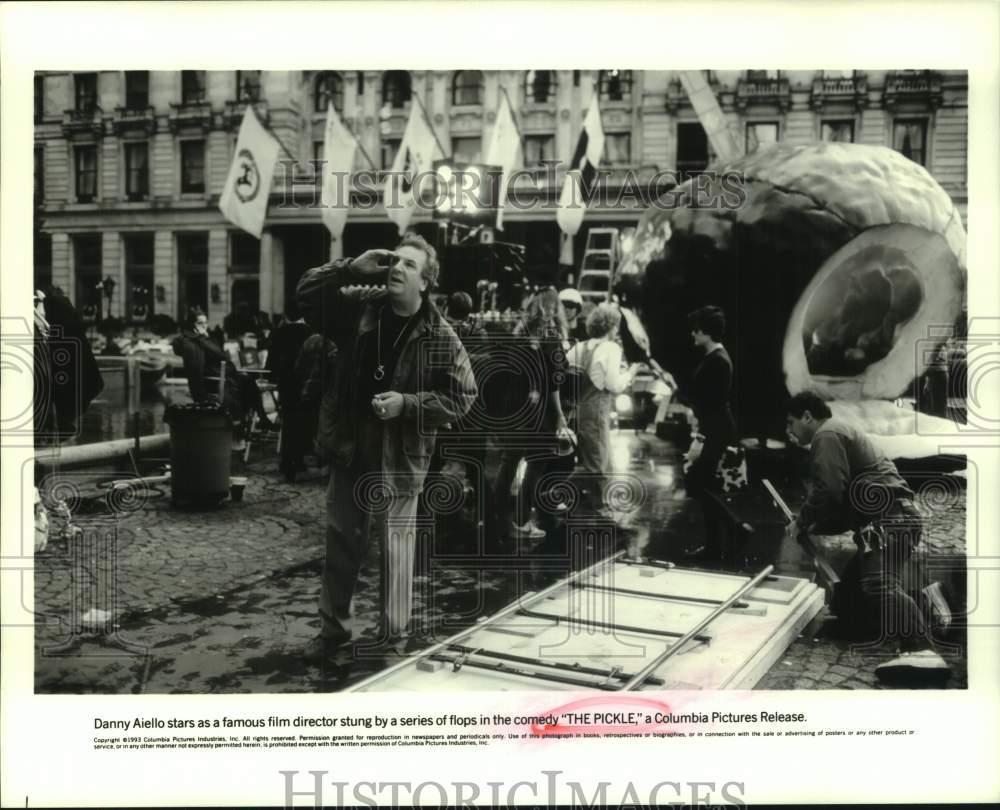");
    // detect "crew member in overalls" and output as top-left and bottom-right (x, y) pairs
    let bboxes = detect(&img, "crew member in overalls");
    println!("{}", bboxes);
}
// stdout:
(784, 391), (951, 684)
(296, 234), (477, 660)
